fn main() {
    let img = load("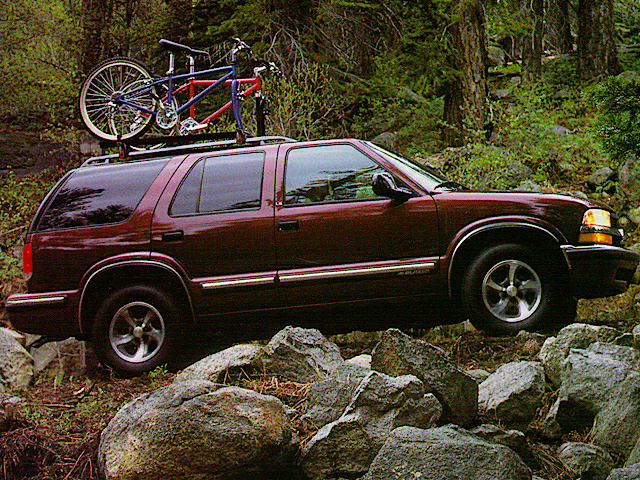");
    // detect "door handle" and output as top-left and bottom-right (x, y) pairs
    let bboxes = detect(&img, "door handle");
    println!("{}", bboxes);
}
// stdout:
(278, 220), (299, 232)
(161, 230), (184, 242)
